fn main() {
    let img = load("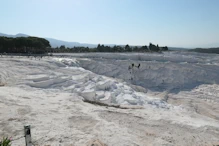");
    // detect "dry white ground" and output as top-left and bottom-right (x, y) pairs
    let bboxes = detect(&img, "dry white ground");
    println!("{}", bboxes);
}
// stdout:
(0, 52), (219, 146)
